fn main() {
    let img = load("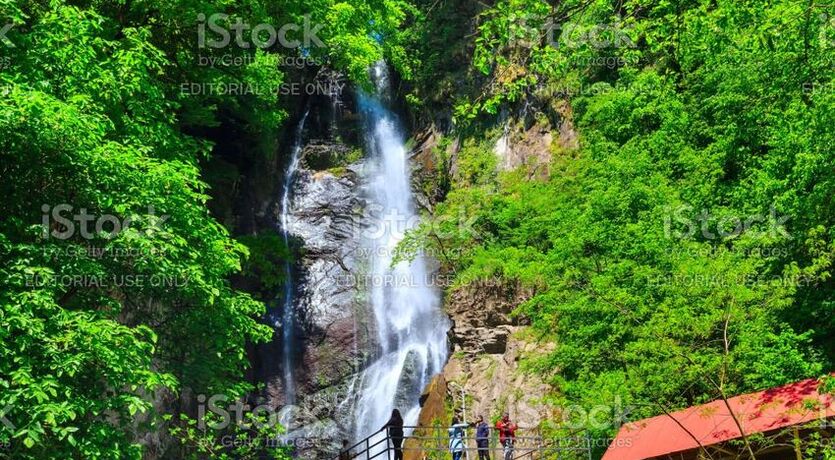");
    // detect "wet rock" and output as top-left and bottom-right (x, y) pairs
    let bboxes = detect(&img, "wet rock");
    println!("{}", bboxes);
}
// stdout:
(258, 122), (376, 455)
(454, 324), (513, 354)
(301, 141), (358, 171)
(392, 351), (424, 412)
(287, 163), (373, 391)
